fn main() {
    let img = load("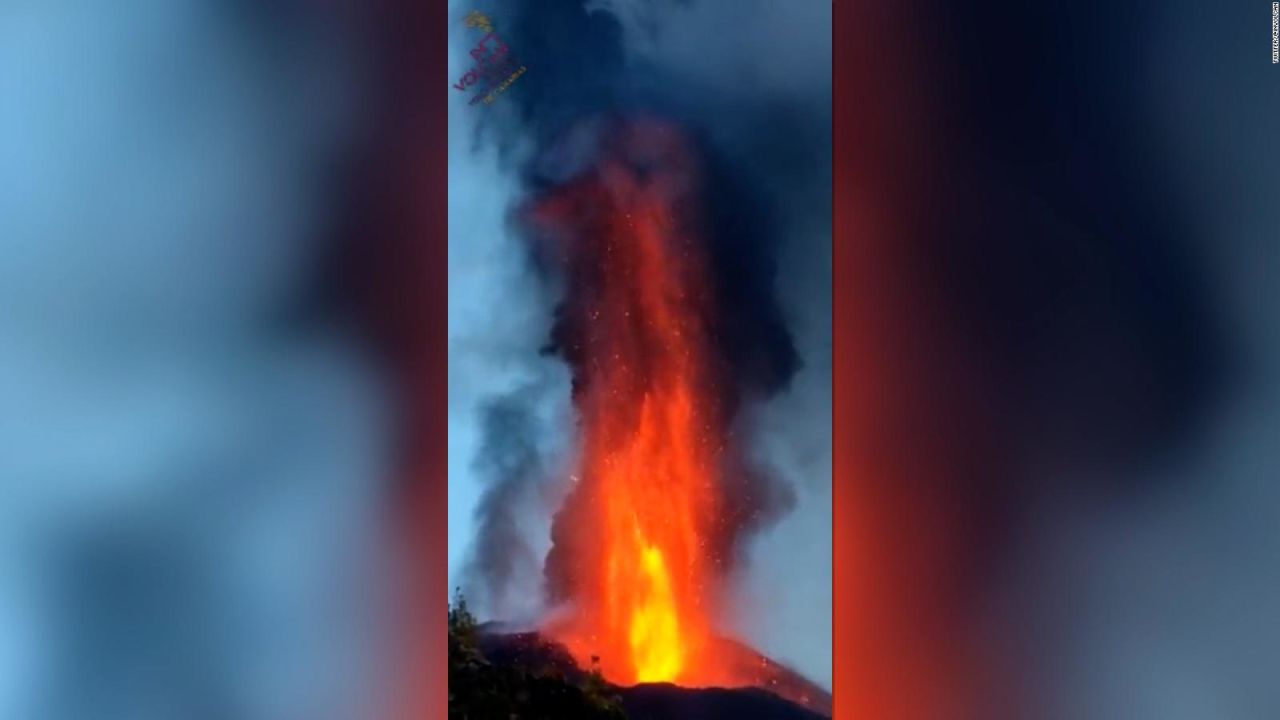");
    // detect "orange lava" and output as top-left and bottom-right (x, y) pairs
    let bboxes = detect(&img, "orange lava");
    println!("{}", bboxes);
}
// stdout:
(535, 121), (730, 688)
